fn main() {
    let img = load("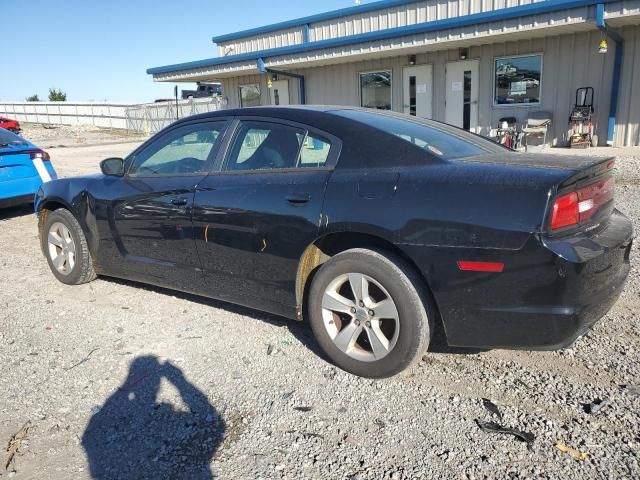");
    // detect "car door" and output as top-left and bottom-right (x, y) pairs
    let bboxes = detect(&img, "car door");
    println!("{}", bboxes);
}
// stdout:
(100, 120), (230, 292)
(192, 118), (340, 316)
